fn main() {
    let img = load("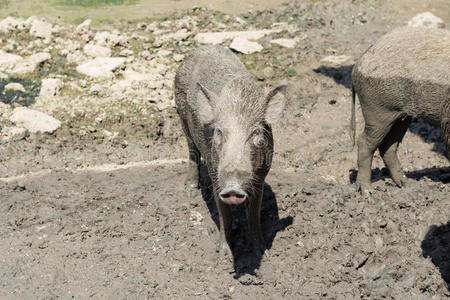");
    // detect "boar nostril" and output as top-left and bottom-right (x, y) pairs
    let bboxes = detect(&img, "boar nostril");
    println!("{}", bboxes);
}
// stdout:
(219, 188), (247, 204)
